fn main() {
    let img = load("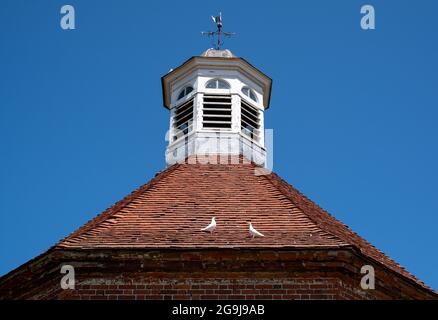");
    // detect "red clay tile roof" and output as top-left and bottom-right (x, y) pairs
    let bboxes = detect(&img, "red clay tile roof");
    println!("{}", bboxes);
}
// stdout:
(57, 159), (429, 290)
